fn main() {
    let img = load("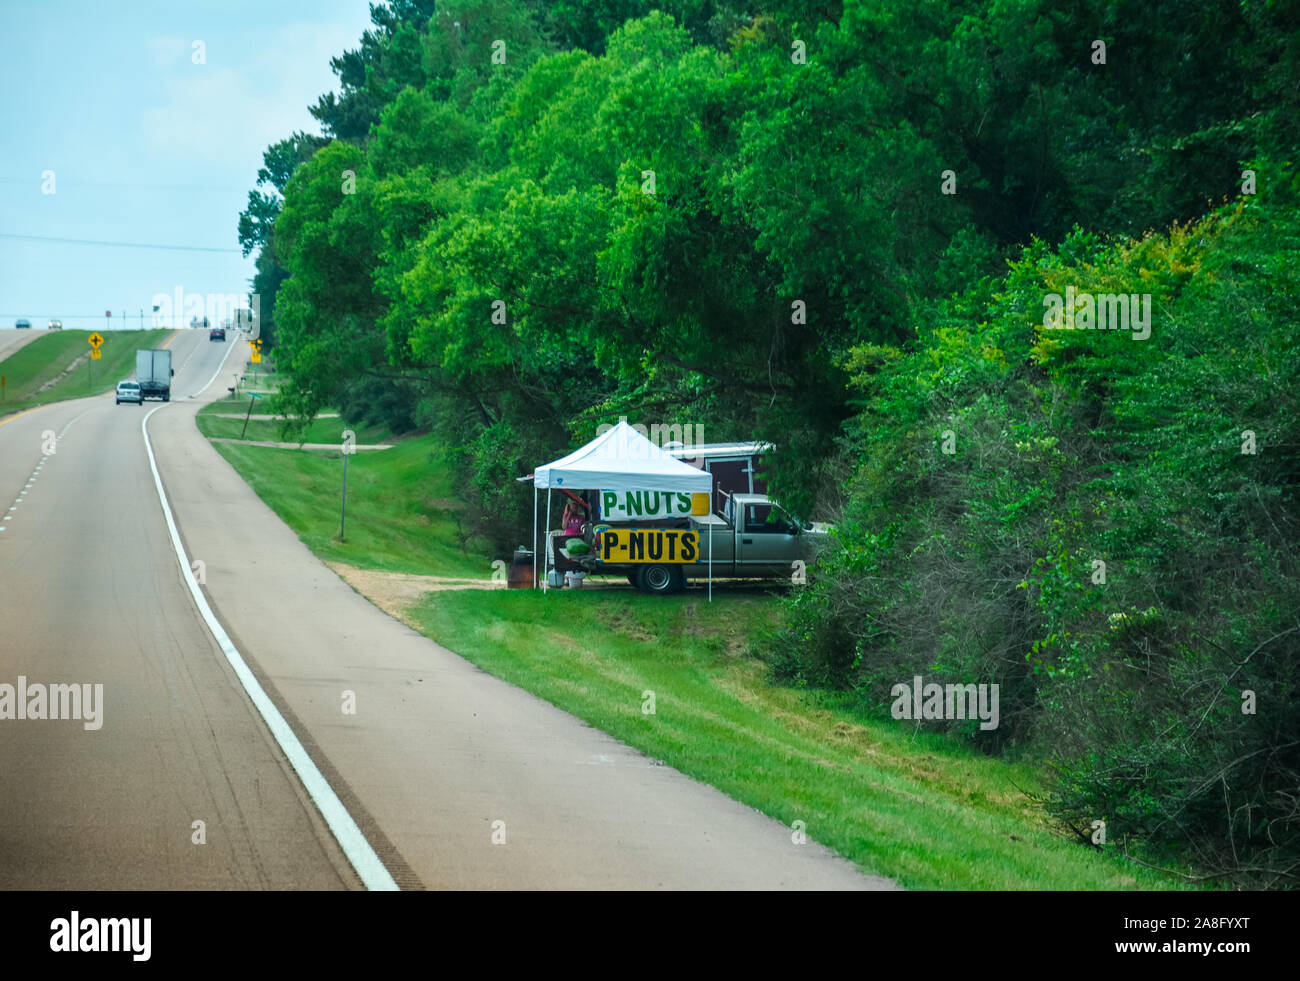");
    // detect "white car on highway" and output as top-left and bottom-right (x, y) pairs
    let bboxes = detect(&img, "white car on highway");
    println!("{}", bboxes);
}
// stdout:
(116, 381), (143, 405)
